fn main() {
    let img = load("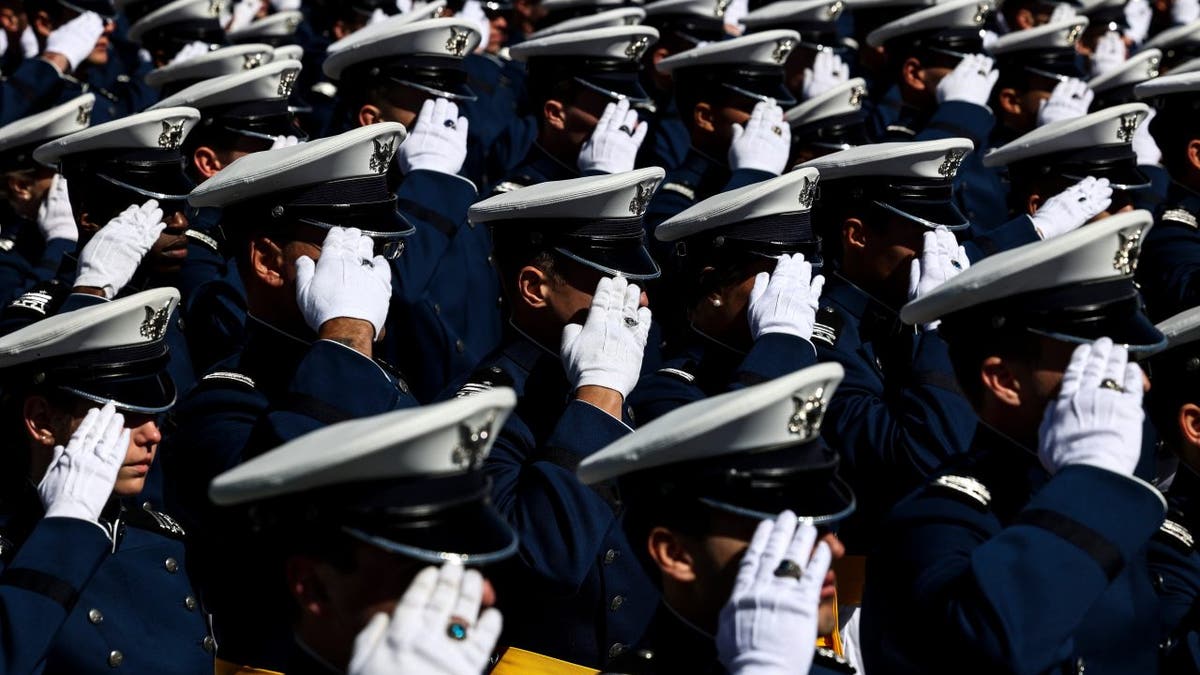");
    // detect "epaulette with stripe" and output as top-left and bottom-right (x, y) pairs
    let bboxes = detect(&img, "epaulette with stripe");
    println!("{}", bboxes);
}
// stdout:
(1157, 517), (1195, 554)
(929, 474), (992, 510)
(1162, 208), (1198, 229)
(200, 371), (257, 389)
(659, 181), (696, 201)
